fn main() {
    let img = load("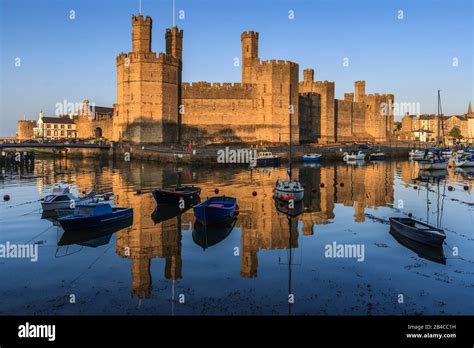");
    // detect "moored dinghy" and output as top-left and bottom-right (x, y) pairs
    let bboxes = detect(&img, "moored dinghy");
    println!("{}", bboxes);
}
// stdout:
(302, 153), (322, 162)
(152, 186), (201, 205)
(57, 203), (133, 232)
(389, 217), (446, 247)
(193, 196), (238, 225)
